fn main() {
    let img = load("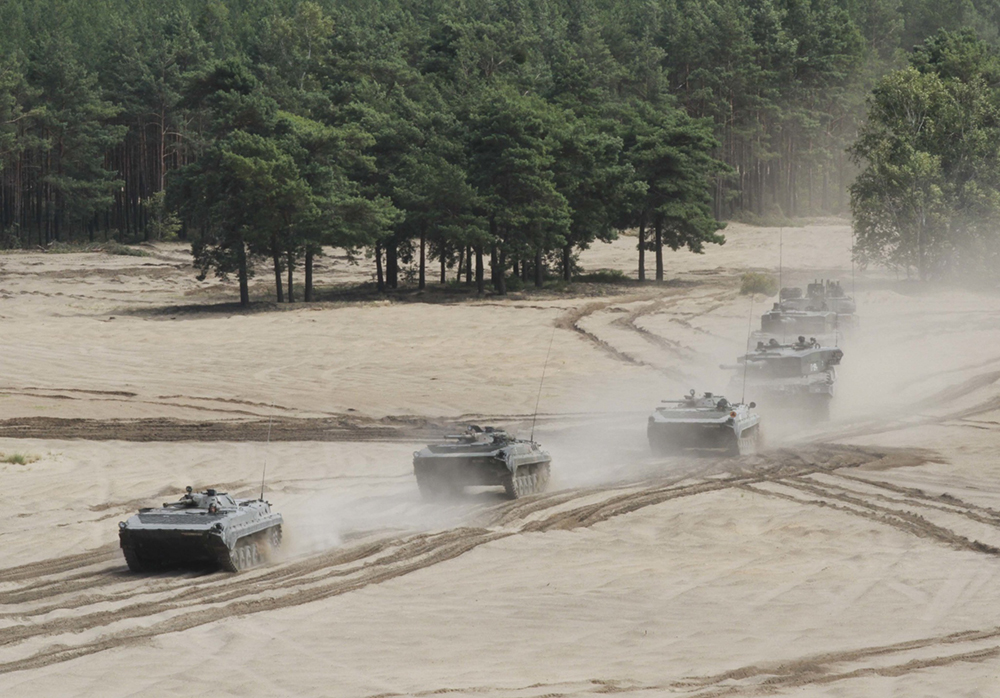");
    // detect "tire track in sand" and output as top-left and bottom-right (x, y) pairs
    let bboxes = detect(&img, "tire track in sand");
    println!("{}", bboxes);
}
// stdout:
(0, 444), (952, 676)
(557, 288), (734, 379)
(363, 626), (1000, 697)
